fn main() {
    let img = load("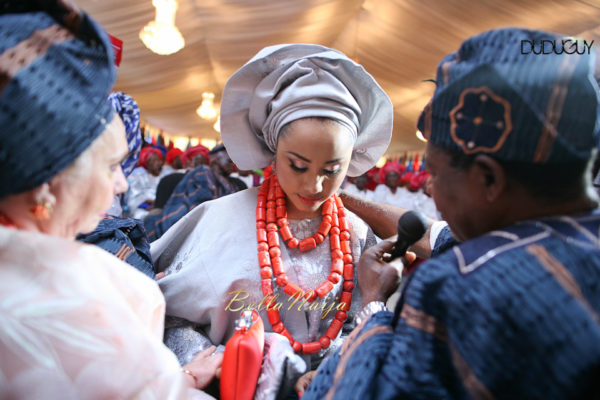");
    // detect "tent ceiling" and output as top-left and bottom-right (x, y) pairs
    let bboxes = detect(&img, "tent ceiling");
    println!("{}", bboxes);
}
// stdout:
(75, 0), (600, 154)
